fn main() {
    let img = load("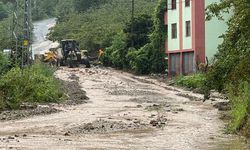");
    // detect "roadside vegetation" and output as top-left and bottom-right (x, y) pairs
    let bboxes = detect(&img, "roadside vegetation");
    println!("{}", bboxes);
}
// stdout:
(176, 73), (206, 91)
(0, 53), (64, 111)
(48, 0), (168, 74)
(101, 0), (167, 74)
(176, 0), (250, 137)
(206, 0), (250, 136)
(0, 1), (65, 111)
